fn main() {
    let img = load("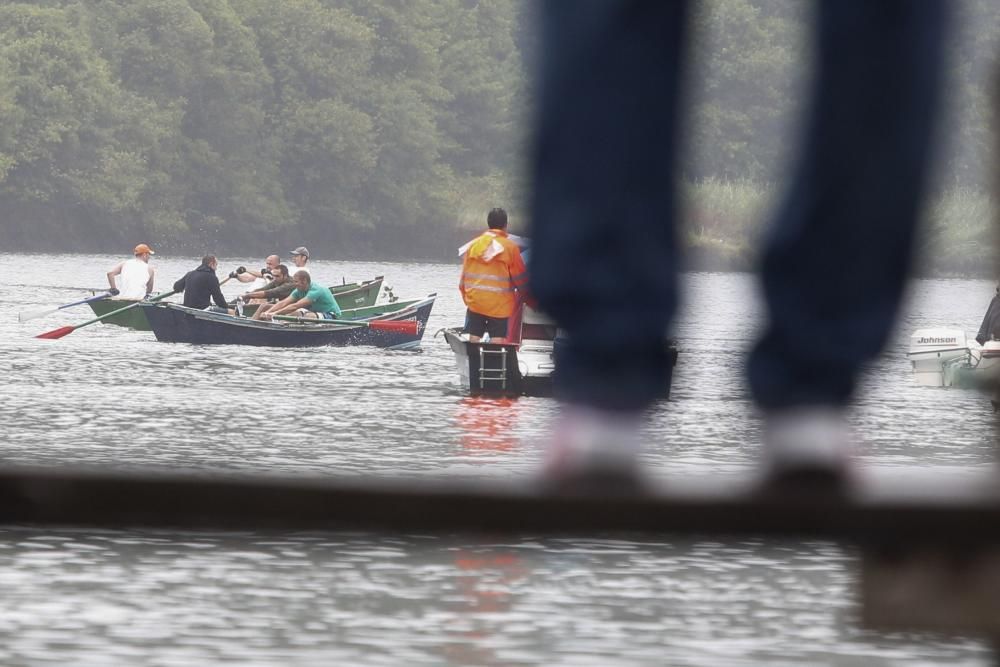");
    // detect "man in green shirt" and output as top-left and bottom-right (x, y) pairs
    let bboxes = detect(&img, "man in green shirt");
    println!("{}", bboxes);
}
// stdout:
(263, 270), (342, 320)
